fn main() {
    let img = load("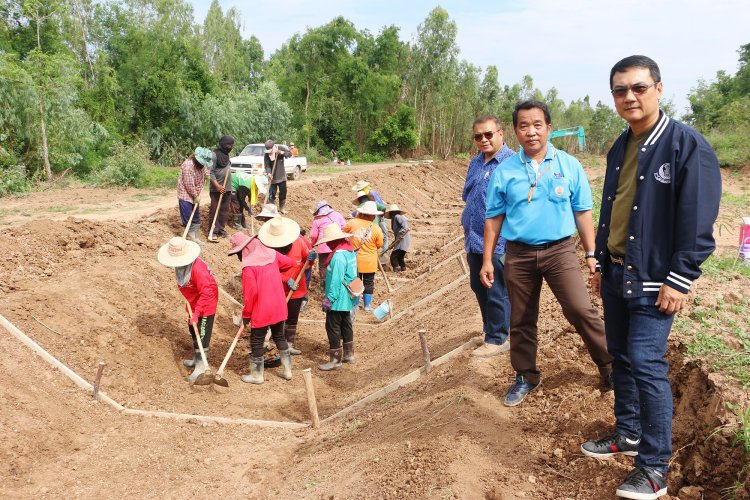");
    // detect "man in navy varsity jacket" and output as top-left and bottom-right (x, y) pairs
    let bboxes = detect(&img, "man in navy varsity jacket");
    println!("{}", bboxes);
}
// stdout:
(580, 56), (721, 500)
